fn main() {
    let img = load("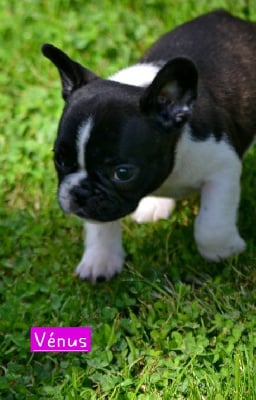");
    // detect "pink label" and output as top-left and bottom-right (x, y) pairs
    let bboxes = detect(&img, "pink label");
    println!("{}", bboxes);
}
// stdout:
(30, 327), (92, 352)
